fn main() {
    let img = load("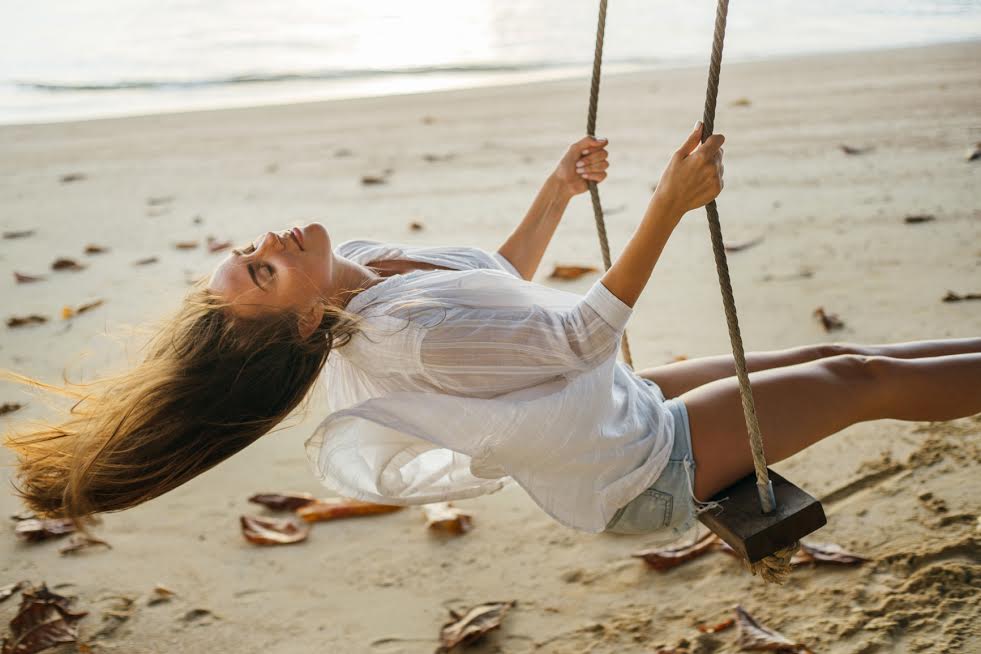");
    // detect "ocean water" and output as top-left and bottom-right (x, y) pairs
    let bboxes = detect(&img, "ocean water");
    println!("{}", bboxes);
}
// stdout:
(2, 0), (979, 125)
